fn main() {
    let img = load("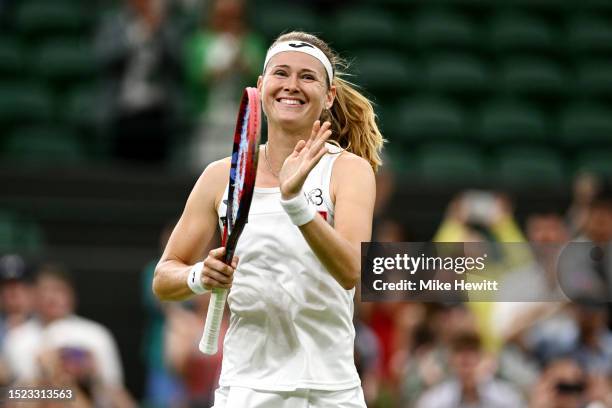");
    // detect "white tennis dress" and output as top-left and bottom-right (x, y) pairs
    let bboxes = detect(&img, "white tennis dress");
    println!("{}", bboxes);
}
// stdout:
(214, 144), (363, 406)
